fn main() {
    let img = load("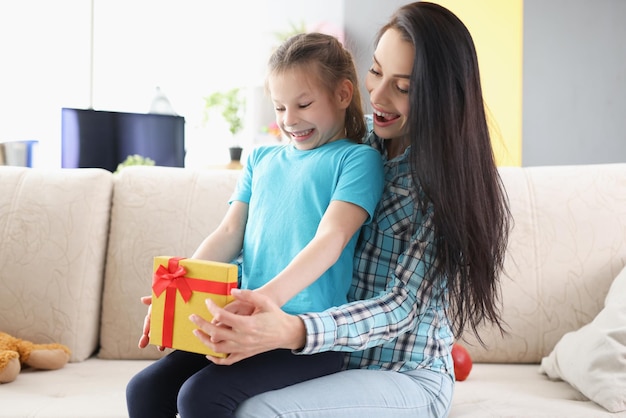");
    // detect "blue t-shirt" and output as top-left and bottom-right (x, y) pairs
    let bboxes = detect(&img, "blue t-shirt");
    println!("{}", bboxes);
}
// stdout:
(230, 139), (384, 314)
